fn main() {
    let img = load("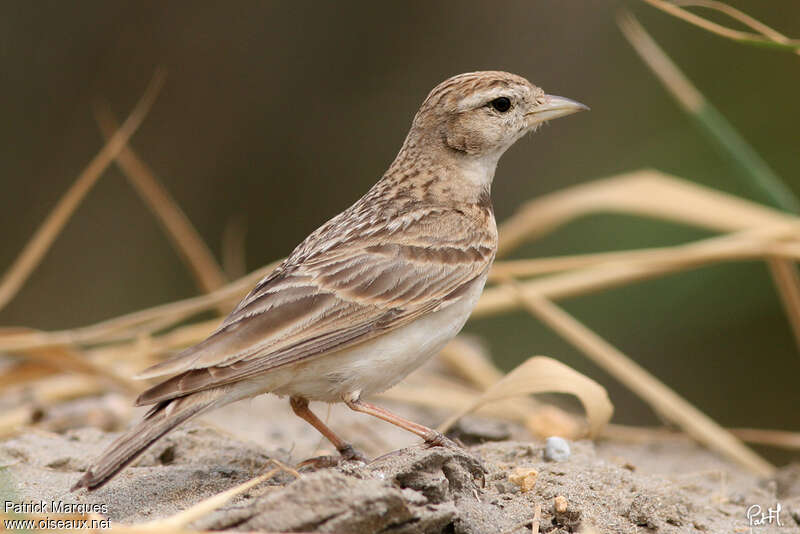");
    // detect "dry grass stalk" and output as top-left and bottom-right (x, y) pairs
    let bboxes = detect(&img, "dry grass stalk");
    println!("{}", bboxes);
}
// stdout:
(728, 428), (800, 451)
(0, 375), (107, 438)
(490, 237), (800, 282)
(497, 170), (790, 256)
(94, 105), (228, 296)
(436, 337), (507, 390)
(766, 259), (800, 349)
(437, 355), (613, 437)
(0, 70), (166, 312)
(13, 374), (107, 407)
(379, 374), (519, 418)
(134, 464), (289, 530)
(673, 0), (792, 42)
(435, 338), (586, 438)
(476, 226), (800, 318)
(480, 171), (800, 319)
(222, 214), (249, 279)
(599, 423), (683, 444)
(0, 406), (34, 439)
(382, 366), (585, 439)
(500, 503), (542, 534)
(0, 262), (277, 353)
(389, 366), (800, 451)
(531, 503), (542, 534)
(602, 424), (800, 452)
(0, 361), (56, 389)
(510, 290), (774, 477)
(619, 14), (800, 349)
(4, 170), (793, 353)
(0, 327), (137, 392)
(641, 0), (800, 53)
(619, 10), (702, 111)
(385, 381), (584, 438)
(4, 170), (791, 353)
